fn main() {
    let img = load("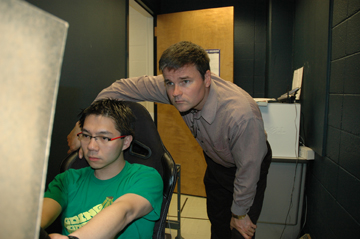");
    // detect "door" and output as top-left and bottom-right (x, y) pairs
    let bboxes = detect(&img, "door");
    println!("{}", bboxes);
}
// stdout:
(156, 7), (234, 197)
